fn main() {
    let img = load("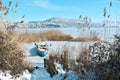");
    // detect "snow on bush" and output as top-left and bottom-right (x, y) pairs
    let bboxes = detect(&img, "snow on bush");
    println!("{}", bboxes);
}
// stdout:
(89, 41), (112, 64)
